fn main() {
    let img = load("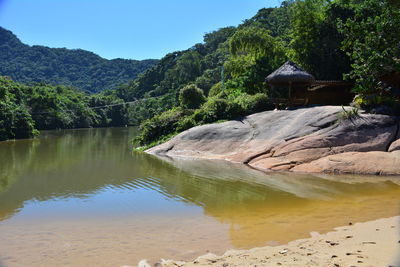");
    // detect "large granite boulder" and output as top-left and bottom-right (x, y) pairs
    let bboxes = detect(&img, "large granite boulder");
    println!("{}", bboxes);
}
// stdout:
(292, 151), (400, 175)
(147, 106), (400, 175)
(388, 129), (400, 152)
